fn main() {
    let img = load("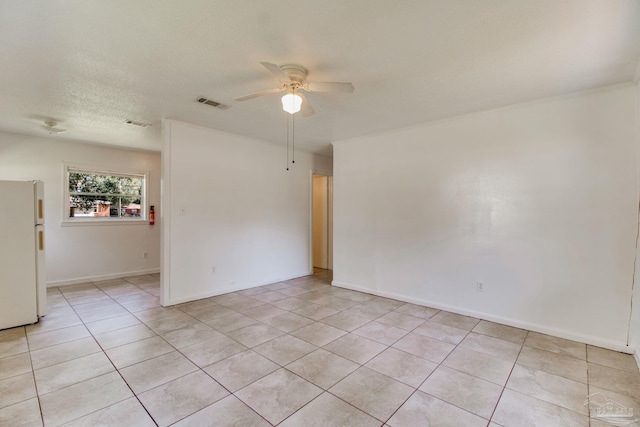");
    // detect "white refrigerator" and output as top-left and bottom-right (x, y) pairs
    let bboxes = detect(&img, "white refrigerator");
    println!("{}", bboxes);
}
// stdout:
(0, 180), (47, 330)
